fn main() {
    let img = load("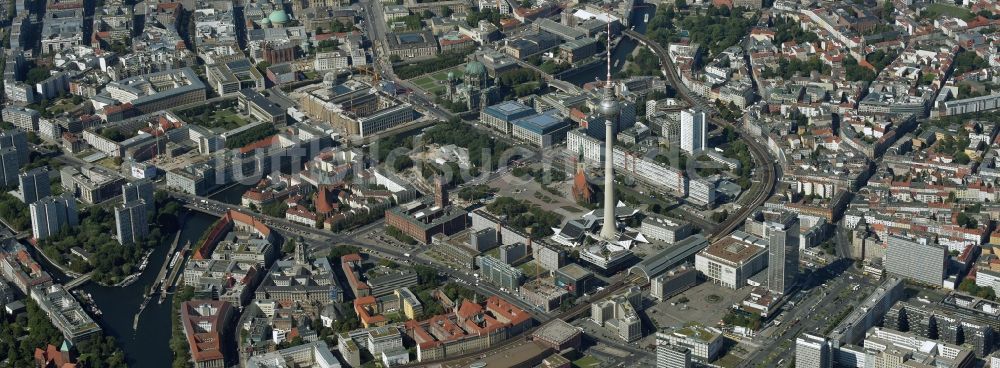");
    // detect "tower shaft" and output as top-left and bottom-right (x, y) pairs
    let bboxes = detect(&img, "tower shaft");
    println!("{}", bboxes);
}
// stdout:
(600, 119), (616, 239)
(598, 16), (618, 241)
